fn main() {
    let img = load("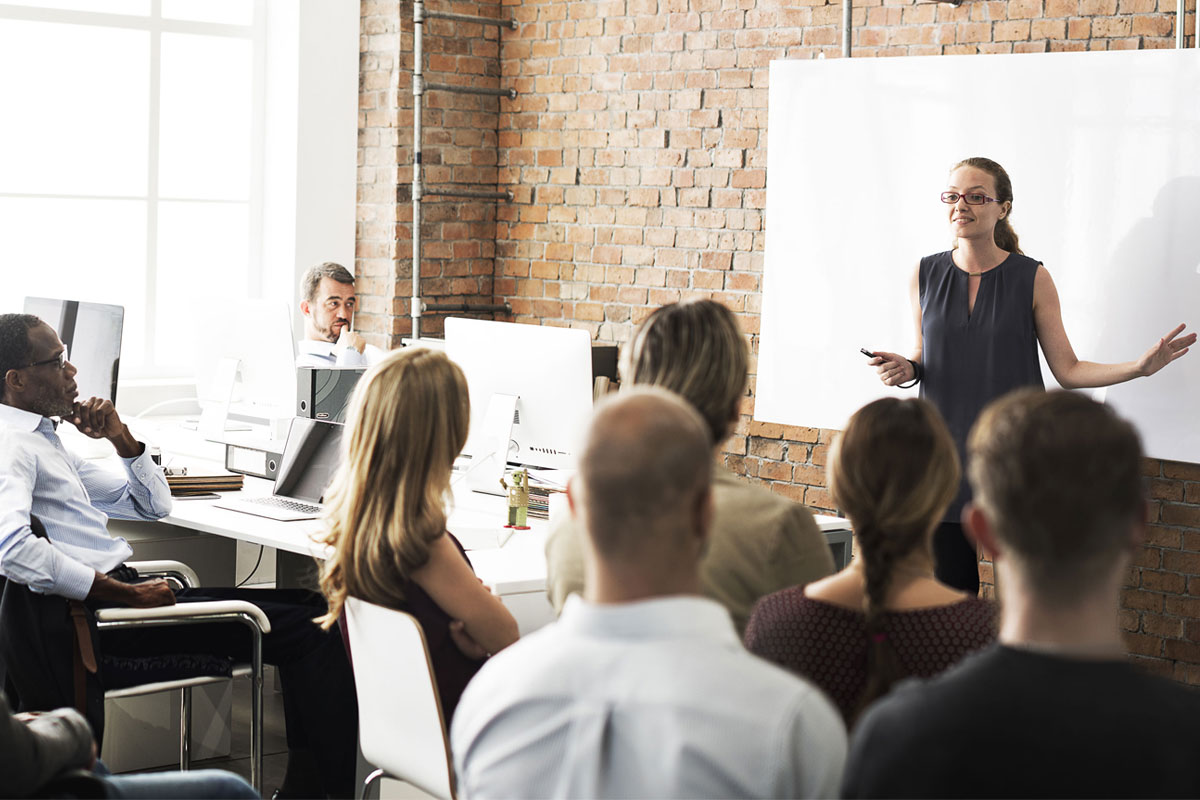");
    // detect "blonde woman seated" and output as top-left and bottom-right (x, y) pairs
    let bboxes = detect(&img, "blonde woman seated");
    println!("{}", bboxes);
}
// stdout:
(318, 349), (519, 721)
(744, 398), (996, 725)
